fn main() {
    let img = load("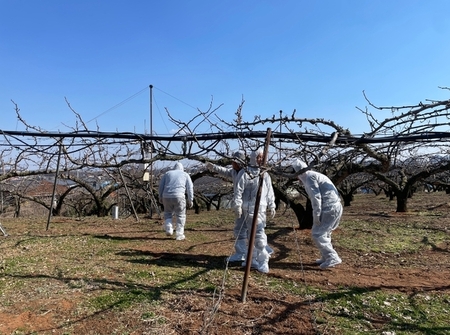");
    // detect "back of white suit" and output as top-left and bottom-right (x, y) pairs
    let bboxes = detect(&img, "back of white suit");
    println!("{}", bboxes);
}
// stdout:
(159, 162), (194, 202)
